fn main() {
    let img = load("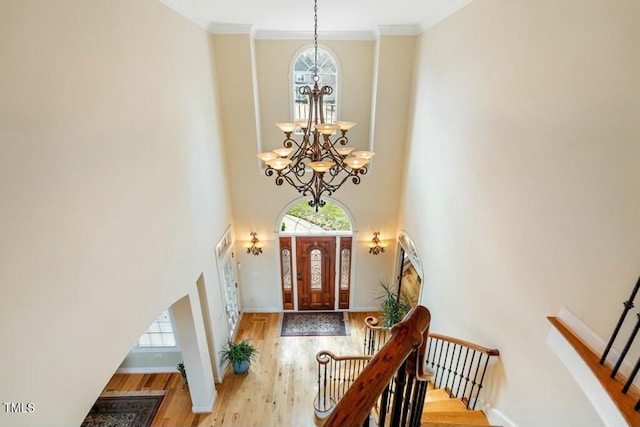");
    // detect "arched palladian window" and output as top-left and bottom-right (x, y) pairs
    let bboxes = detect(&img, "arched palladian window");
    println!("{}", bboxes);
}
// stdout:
(292, 47), (338, 123)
